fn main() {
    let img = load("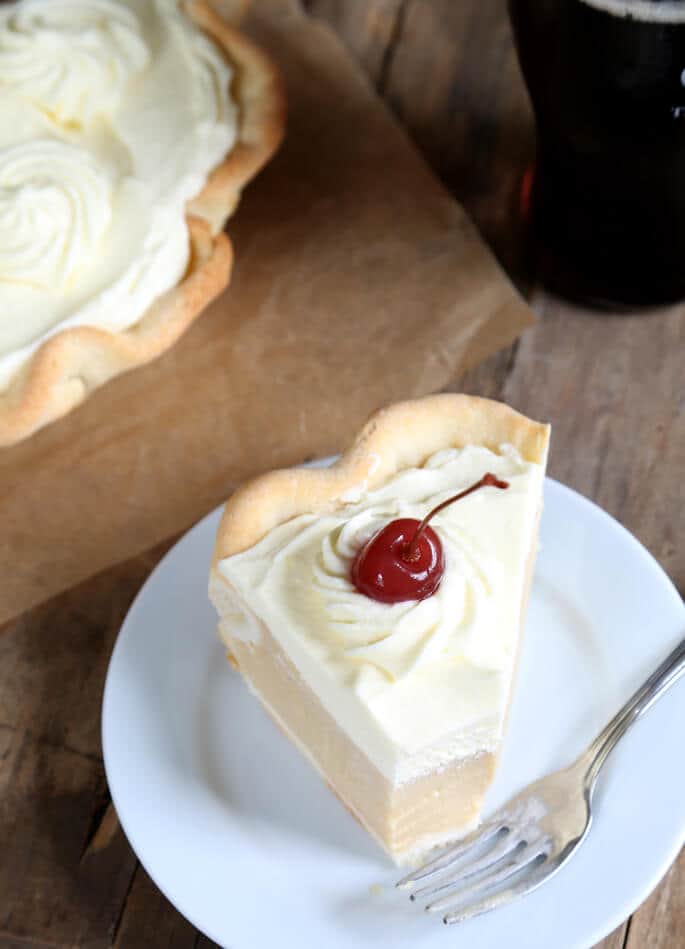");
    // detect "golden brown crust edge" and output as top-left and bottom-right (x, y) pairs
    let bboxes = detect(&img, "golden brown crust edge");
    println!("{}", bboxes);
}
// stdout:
(0, 219), (232, 445)
(203, 0), (251, 25)
(187, 1), (287, 233)
(0, 1), (285, 447)
(212, 394), (551, 565)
